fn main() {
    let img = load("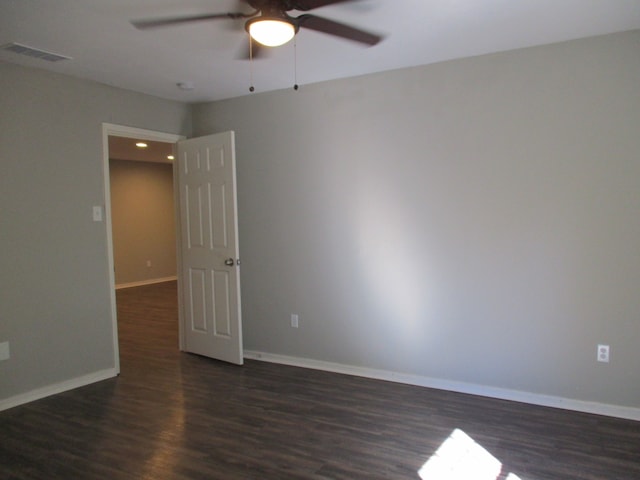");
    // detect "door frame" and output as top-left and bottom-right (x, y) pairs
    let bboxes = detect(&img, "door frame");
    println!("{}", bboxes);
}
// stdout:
(102, 123), (185, 373)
